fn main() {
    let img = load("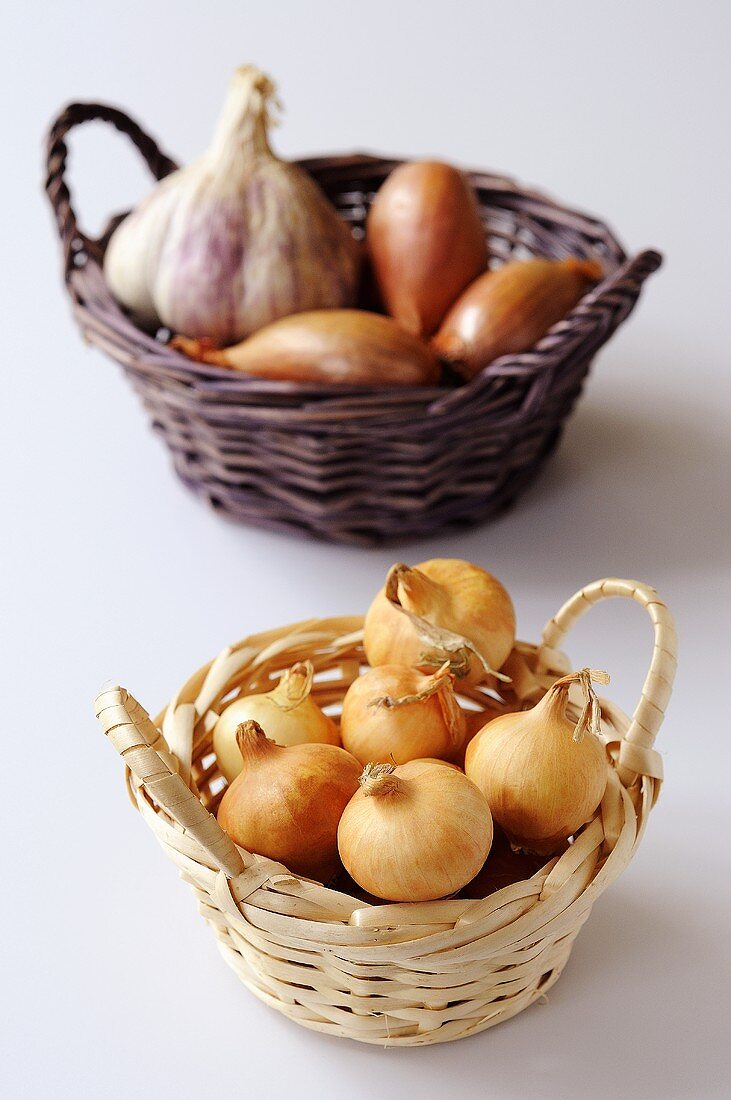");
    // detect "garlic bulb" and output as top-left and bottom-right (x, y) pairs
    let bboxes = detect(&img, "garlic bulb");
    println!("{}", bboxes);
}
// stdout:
(213, 661), (339, 782)
(337, 760), (493, 901)
(363, 559), (516, 686)
(340, 662), (466, 765)
(217, 720), (361, 882)
(465, 669), (610, 854)
(104, 65), (360, 341)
